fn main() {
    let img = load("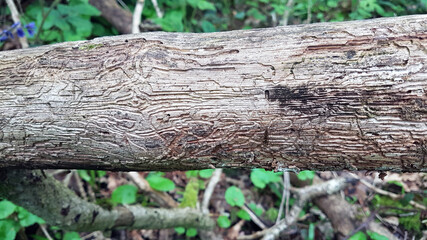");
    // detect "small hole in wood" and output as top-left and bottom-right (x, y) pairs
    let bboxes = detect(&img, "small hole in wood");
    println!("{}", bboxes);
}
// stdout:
(265, 90), (269, 99)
